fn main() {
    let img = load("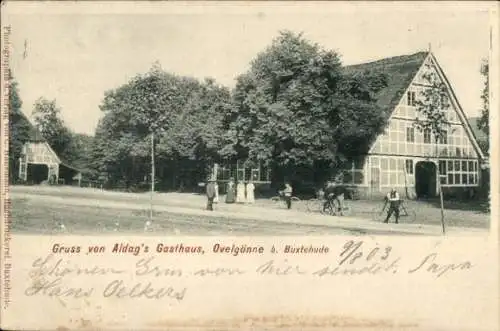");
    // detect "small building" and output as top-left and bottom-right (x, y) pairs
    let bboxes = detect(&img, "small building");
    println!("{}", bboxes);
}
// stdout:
(16, 112), (81, 185)
(342, 51), (485, 198)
